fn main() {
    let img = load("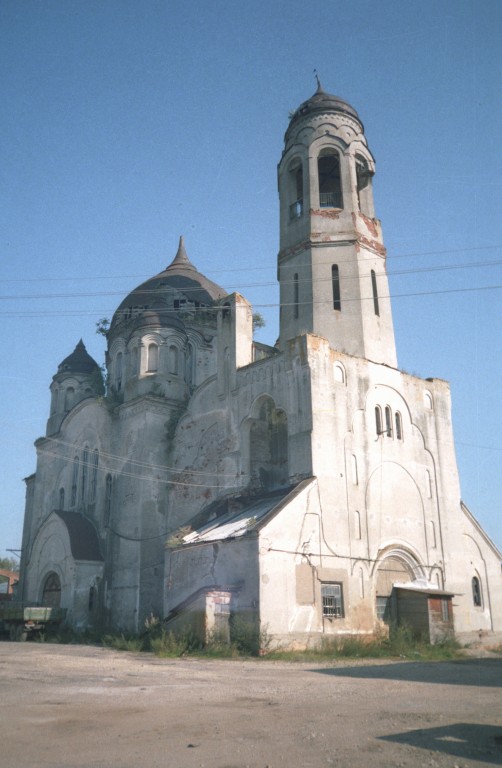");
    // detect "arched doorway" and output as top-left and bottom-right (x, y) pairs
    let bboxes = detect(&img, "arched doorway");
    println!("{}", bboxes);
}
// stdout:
(375, 555), (415, 623)
(249, 396), (288, 491)
(41, 572), (61, 608)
